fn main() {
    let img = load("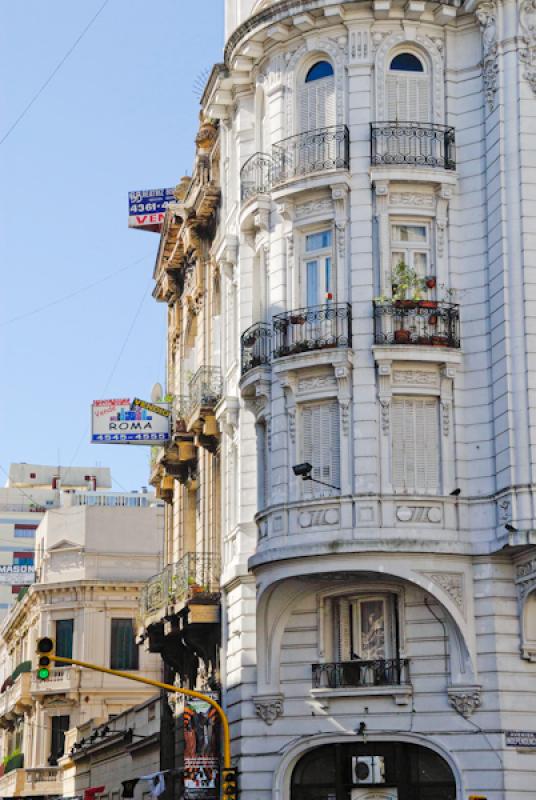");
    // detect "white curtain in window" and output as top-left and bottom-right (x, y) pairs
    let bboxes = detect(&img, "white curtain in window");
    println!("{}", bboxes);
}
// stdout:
(391, 396), (439, 494)
(302, 401), (340, 495)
